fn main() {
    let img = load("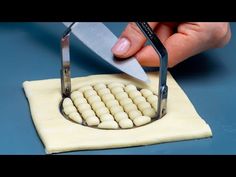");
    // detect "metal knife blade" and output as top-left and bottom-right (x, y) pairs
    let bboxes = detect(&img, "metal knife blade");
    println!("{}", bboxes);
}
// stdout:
(63, 22), (150, 83)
